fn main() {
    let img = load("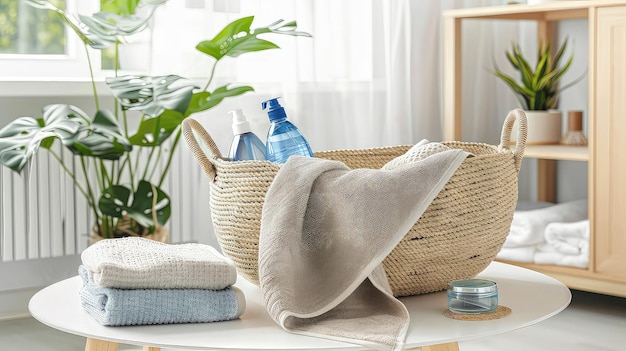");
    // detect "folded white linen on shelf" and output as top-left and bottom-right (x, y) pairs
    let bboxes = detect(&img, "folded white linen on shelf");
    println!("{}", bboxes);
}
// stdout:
(533, 220), (590, 268)
(79, 266), (245, 326)
(504, 199), (588, 248)
(496, 201), (554, 262)
(534, 245), (589, 268)
(259, 142), (470, 351)
(497, 219), (591, 268)
(544, 219), (590, 255)
(81, 237), (237, 289)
